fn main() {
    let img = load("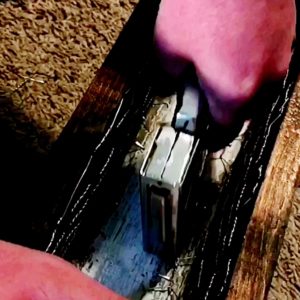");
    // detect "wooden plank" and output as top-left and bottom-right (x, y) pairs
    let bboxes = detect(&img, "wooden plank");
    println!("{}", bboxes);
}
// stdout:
(81, 94), (203, 299)
(228, 80), (300, 299)
(48, 0), (159, 188)
(42, 0), (161, 258)
(80, 77), (300, 299)
(81, 176), (164, 299)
